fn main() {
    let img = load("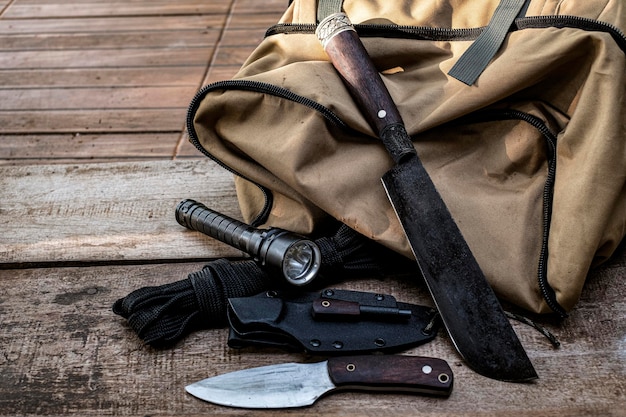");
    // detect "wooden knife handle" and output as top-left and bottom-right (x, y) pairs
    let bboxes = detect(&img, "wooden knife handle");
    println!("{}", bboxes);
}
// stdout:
(316, 12), (416, 164)
(327, 355), (453, 397)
